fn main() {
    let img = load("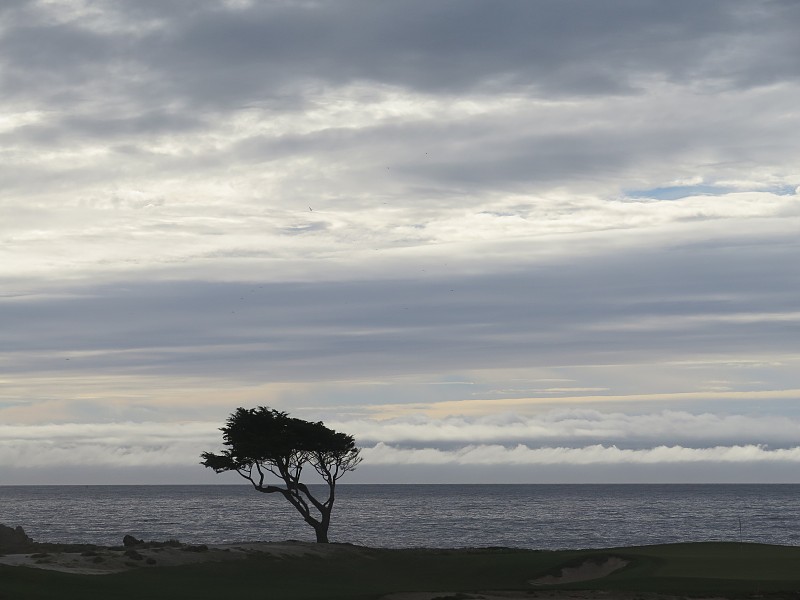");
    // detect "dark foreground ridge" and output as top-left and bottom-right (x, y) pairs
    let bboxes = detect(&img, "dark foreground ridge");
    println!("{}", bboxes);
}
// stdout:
(1, 524), (799, 600)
